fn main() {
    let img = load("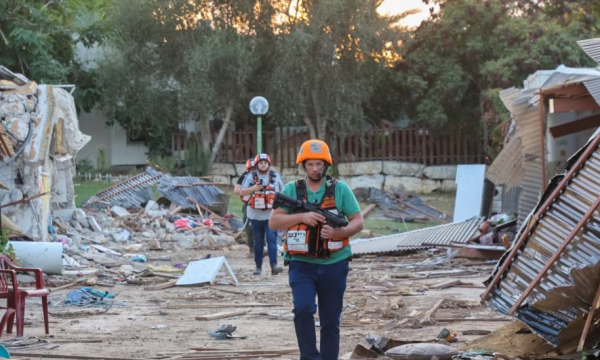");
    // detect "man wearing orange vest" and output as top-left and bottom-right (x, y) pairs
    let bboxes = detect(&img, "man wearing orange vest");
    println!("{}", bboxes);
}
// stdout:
(240, 153), (285, 275)
(269, 140), (364, 360)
